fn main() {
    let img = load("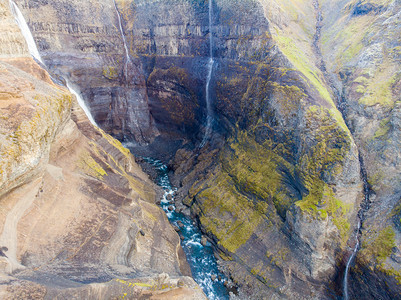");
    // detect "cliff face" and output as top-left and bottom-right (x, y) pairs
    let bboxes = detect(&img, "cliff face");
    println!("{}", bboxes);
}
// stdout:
(319, 0), (401, 298)
(13, 0), (158, 144)
(11, 0), (401, 299)
(0, 2), (205, 299)
(175, 1), (363, 298)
